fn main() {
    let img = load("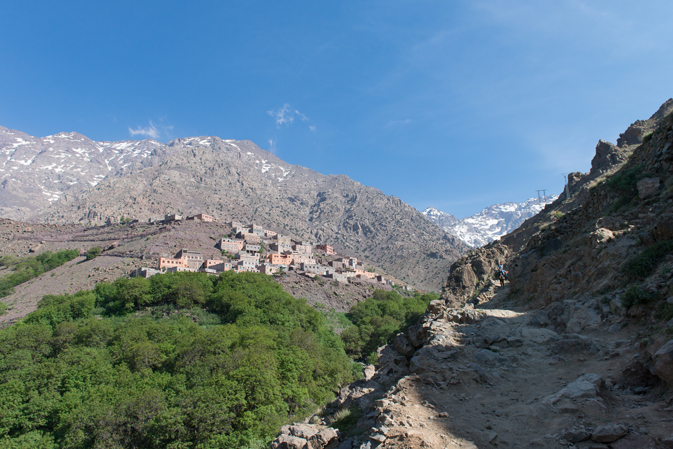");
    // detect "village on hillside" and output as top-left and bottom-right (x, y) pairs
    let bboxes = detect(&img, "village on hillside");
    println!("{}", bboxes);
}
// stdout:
(132, 214), (390, 286)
